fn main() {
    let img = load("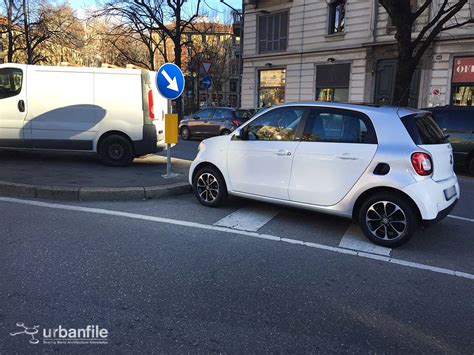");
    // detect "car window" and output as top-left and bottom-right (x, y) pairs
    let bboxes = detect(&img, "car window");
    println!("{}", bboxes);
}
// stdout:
(236, 109), (252, 121)
(0, 68), (23, 99)
(302, 108), (376, 144)
(213, 108), (234, 119)
(195, 109), (213, 119)
(431, 110), (474, 132)
(246, 107), (305, 141)
(401, 113), (448, 145)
